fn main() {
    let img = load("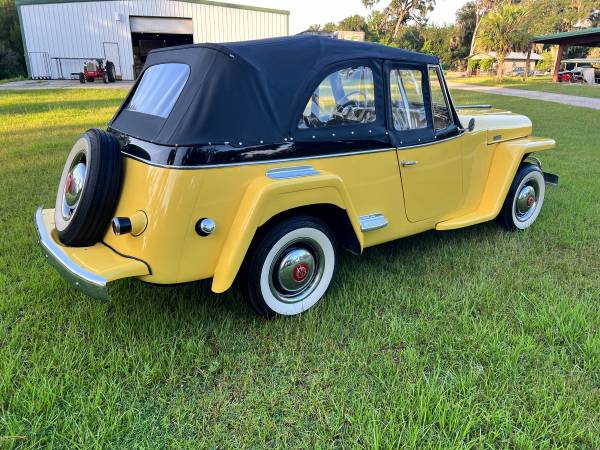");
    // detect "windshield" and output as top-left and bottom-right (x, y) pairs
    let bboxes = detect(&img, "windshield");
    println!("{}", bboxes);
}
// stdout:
(126, 63), (190, 118)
